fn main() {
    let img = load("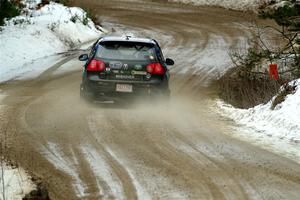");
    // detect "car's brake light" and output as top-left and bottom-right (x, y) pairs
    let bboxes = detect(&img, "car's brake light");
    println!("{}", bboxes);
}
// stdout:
(146, 63), (165, 75)
(87, 59), (106, 72)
